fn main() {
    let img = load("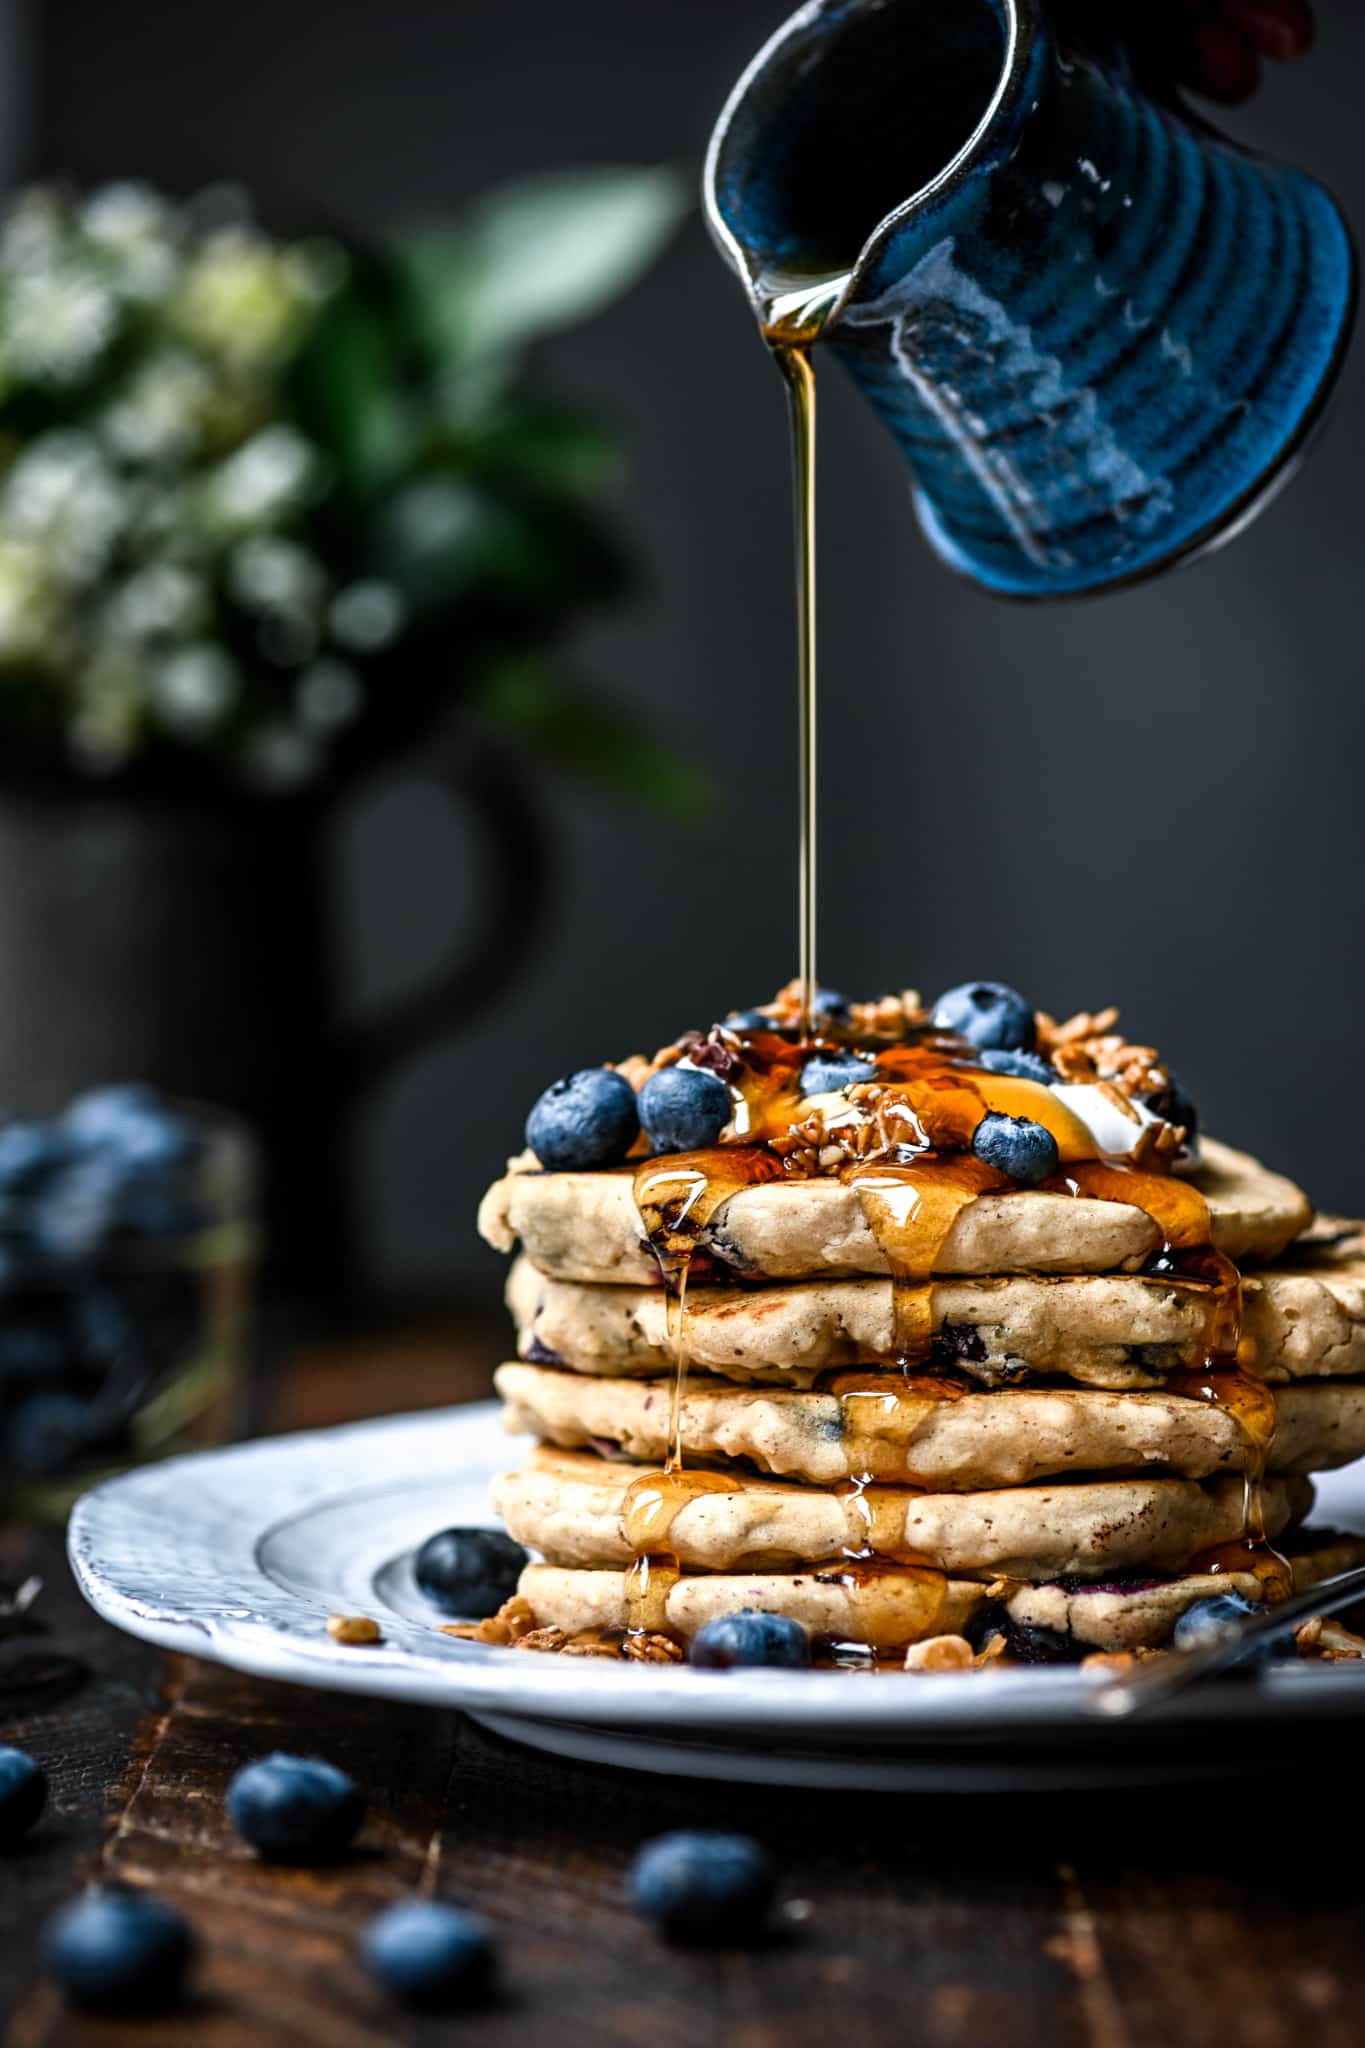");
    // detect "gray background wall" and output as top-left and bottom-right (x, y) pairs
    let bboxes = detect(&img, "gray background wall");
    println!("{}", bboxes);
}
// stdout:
(29, 1), (1365, 1289)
